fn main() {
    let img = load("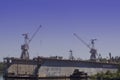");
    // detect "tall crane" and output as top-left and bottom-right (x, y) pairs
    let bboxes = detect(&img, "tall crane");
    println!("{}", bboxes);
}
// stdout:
(73, 33), (97, 61)
(20, 25), (42, 59)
